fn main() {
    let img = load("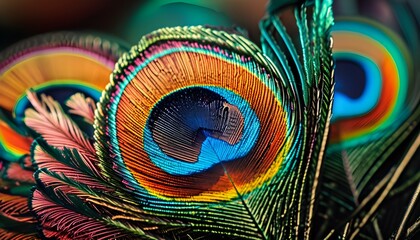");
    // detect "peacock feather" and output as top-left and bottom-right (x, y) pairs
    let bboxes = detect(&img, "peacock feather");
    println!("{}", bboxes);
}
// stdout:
(0, 32), (128, 239)
(20, 0), (335, 239)
(314, 1), (420, 238)
(0, 32), (127, 161)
